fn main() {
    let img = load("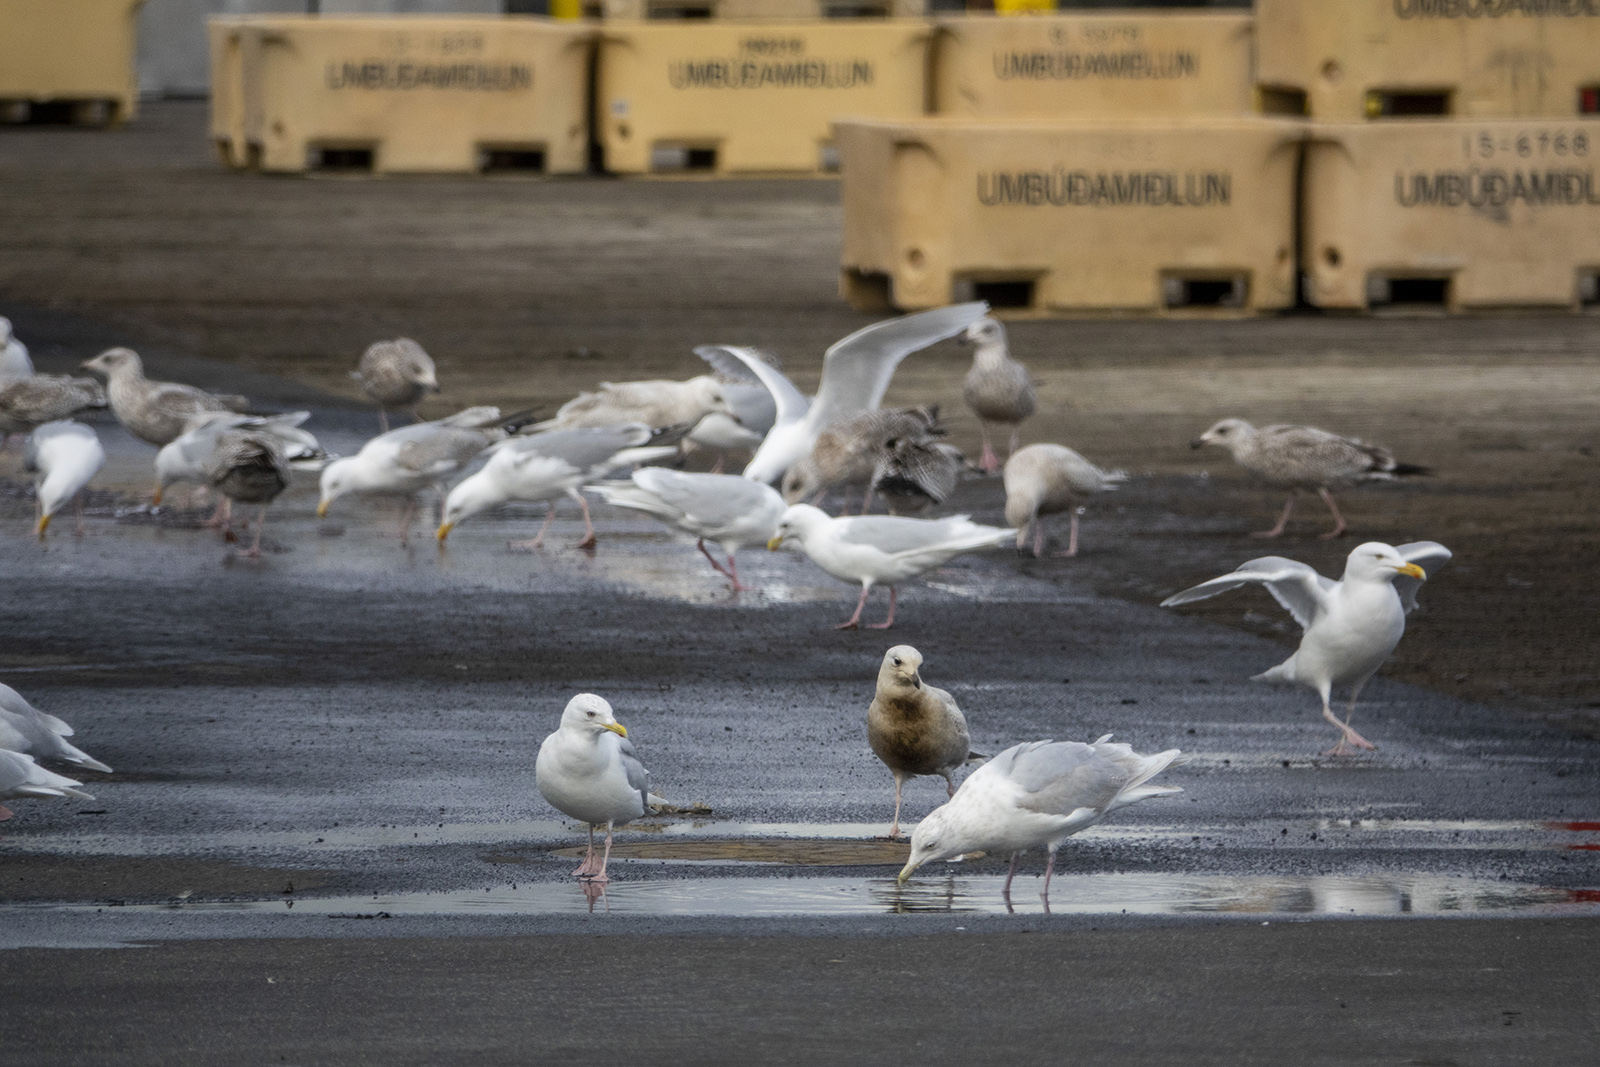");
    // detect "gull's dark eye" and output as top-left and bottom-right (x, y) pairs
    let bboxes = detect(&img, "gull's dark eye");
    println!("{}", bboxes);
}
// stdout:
(892, 657), (901, 667)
